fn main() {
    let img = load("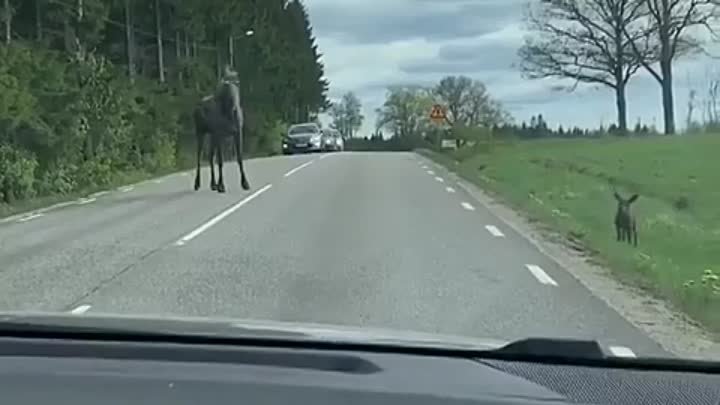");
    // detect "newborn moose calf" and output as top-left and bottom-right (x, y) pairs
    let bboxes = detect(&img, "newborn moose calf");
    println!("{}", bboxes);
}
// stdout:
(613, 191), (638, 247)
